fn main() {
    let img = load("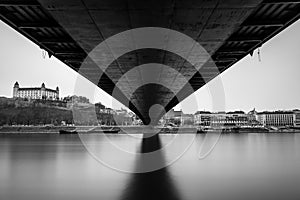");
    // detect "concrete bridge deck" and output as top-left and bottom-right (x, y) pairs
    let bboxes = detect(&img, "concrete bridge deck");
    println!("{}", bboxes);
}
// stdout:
(0, 0), (299, 123)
